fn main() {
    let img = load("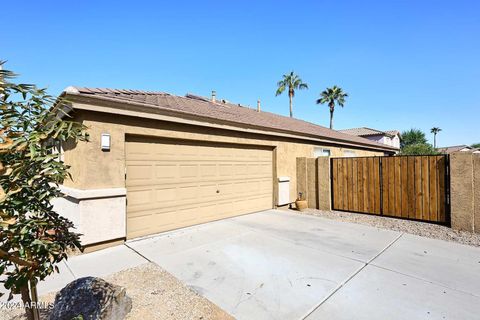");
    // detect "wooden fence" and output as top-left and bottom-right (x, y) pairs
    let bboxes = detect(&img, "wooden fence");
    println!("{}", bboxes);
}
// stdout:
(331, 155), (450, 224)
